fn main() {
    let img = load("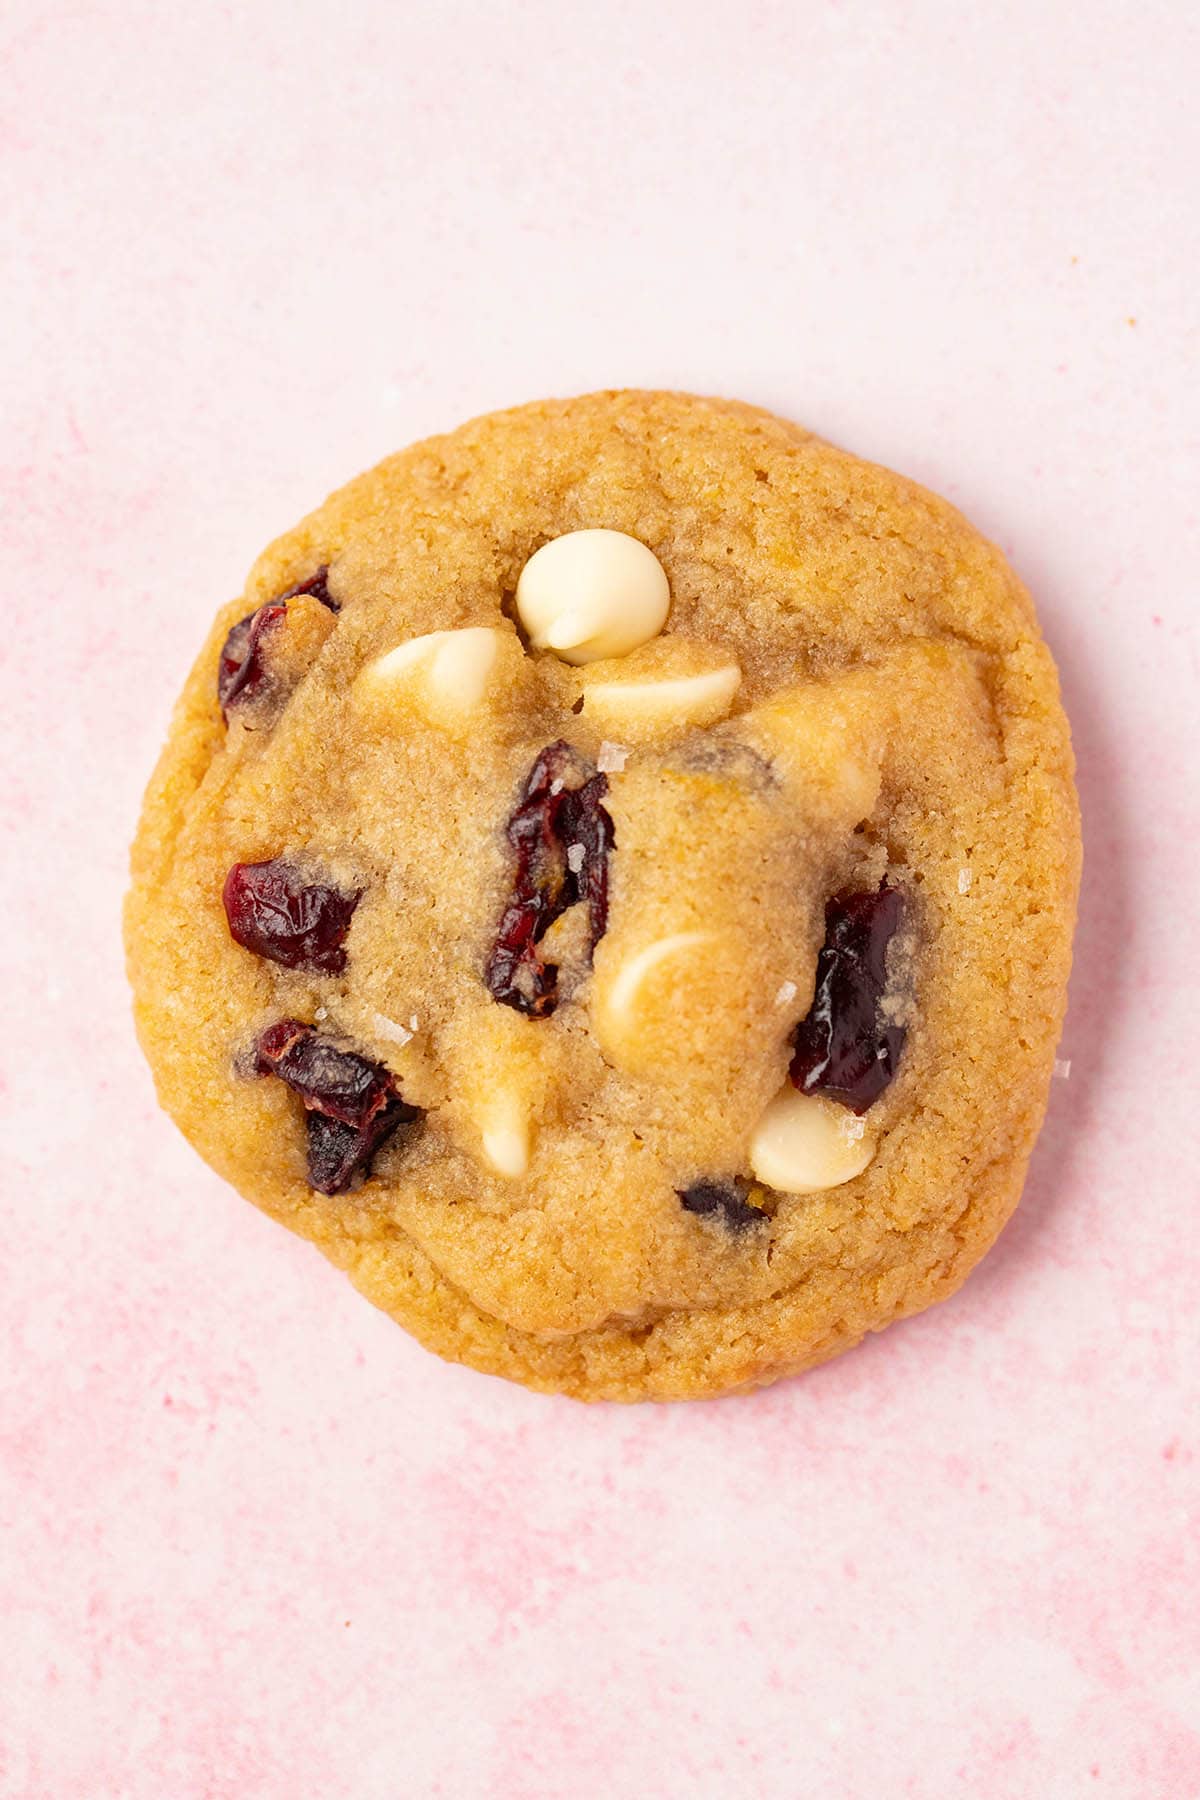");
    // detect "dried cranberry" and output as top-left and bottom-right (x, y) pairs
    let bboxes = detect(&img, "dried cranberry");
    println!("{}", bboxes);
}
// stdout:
(790, 886), (907, 1114)
(277, 565), (338, 613)
(569, 774), (614, 947)
(303, 1109), (401, 1195)
(217, 601), (286, 715)
(254, 1019), (420, 1195)
(485, 742), (615, 1017)
(222, 860), (360, 973)
(217, 568), (338, 718)
(678, 1180), (765, 1231)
